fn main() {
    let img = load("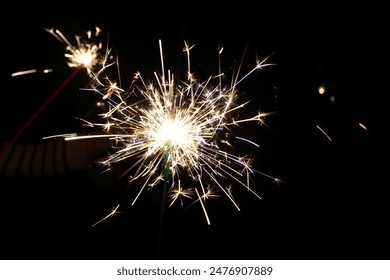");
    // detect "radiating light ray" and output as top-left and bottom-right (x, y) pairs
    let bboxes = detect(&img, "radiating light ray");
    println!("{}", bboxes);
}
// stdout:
(358, 122), (369, 133)
(235, 136), (260, 147)
(91, 204), (123, 227)
(316, 124), (332, 141)
(43, 133), (78, 139)
(67, 39), (280, 225)
(195, 188), (211, 225)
